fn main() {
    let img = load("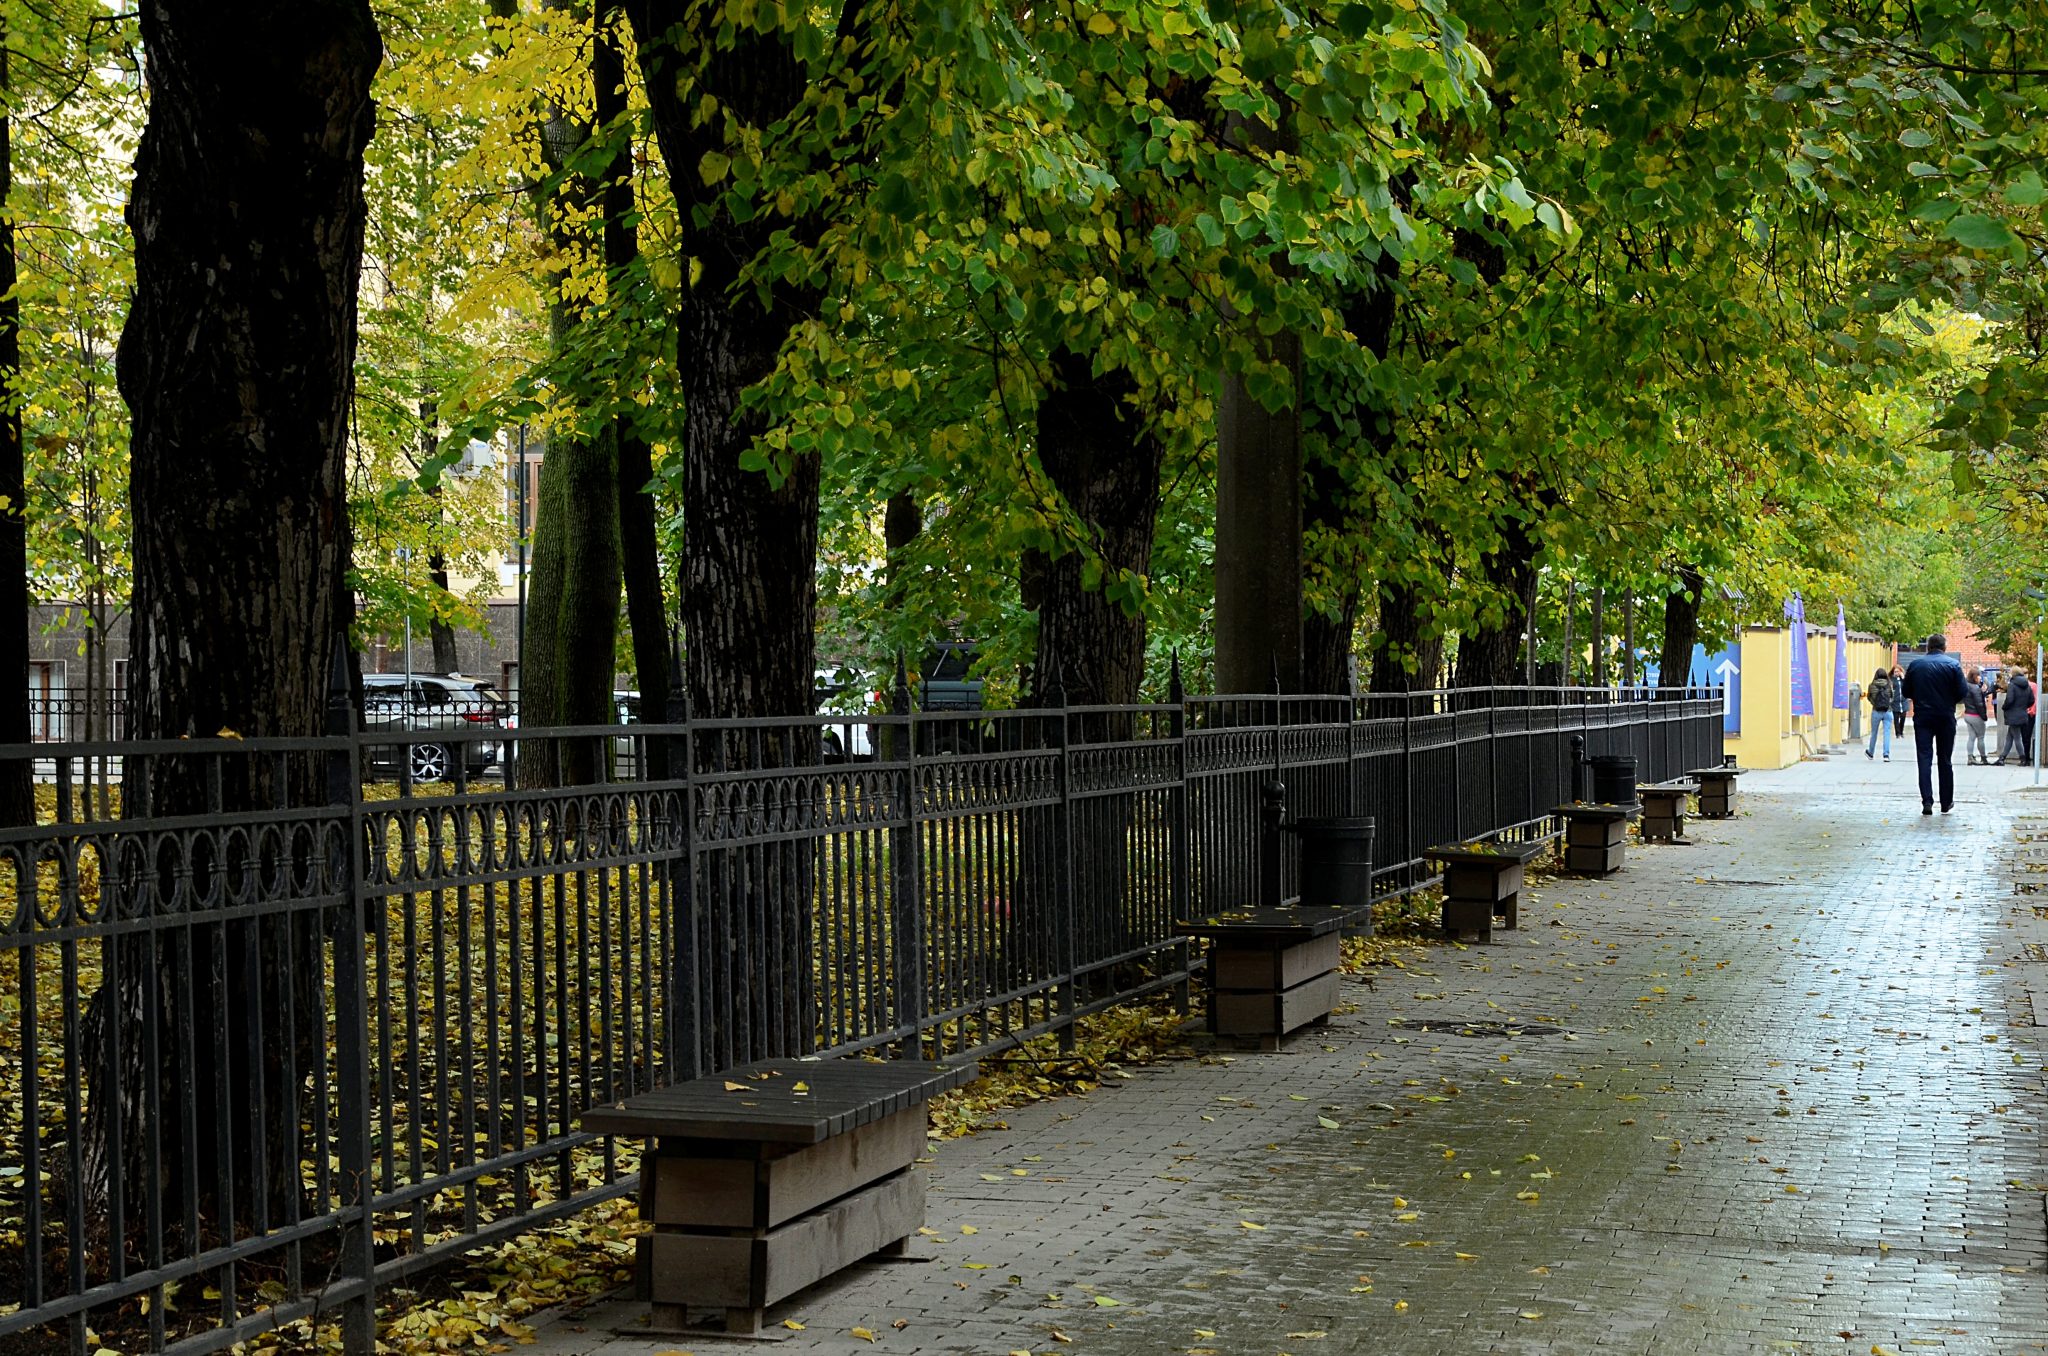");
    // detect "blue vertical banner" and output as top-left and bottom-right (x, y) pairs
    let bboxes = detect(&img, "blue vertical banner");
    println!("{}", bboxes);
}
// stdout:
(1786, 595), (1814, 717)
(1832, 603), (1850, 709)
